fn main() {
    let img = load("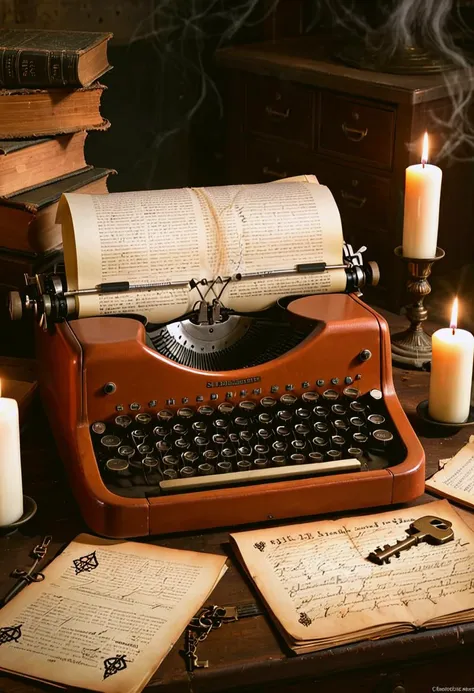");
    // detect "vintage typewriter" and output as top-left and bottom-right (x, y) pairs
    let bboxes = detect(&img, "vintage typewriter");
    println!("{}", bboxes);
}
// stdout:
(9, 240), (425, 538)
